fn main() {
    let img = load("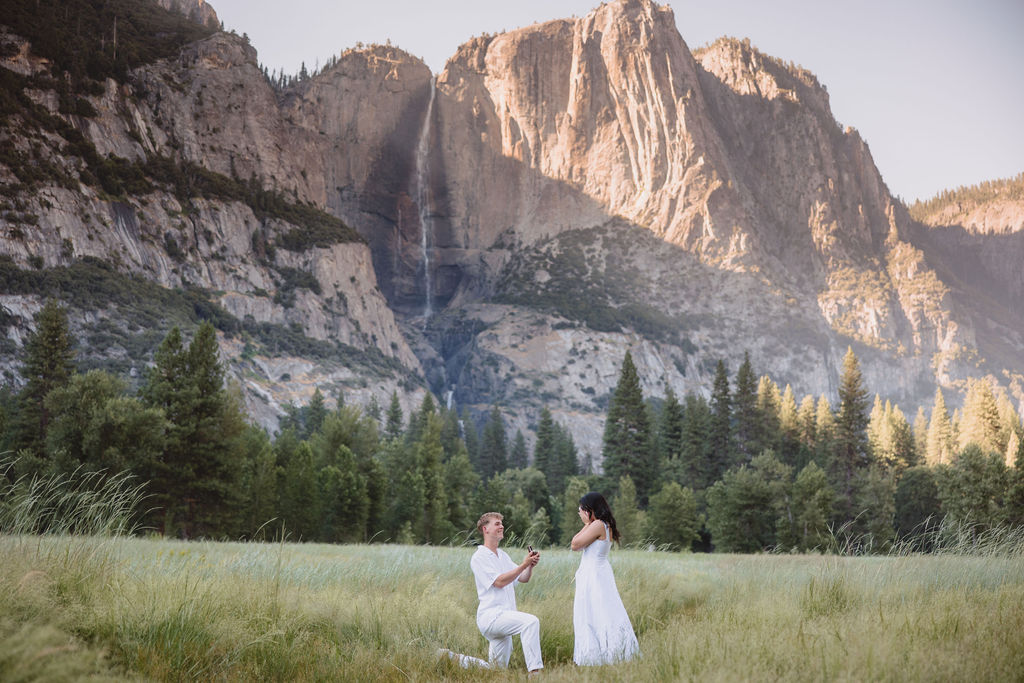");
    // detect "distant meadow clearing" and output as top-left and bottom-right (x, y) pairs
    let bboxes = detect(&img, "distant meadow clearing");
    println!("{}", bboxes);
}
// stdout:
(2, 532), (1024, 682)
